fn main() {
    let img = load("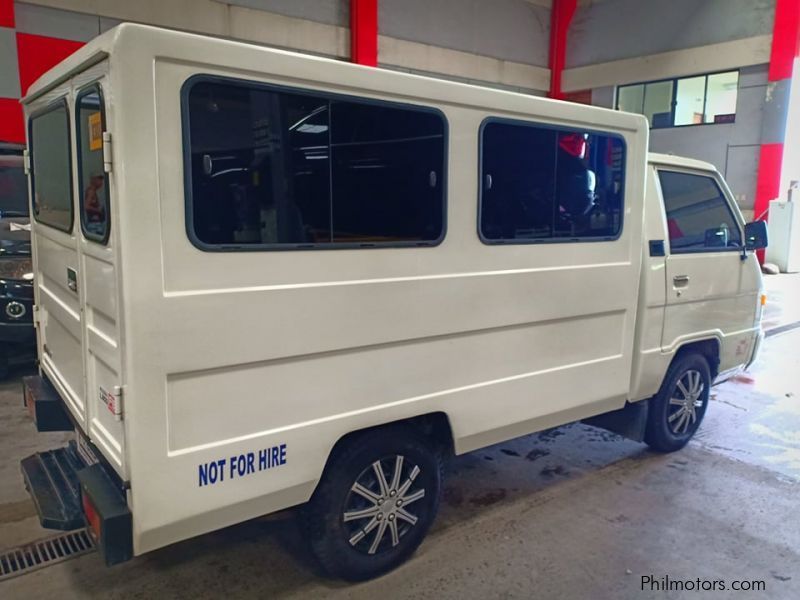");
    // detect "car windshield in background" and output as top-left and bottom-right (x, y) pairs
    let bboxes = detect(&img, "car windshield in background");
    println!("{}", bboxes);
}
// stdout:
(0, 150), (29, 218)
